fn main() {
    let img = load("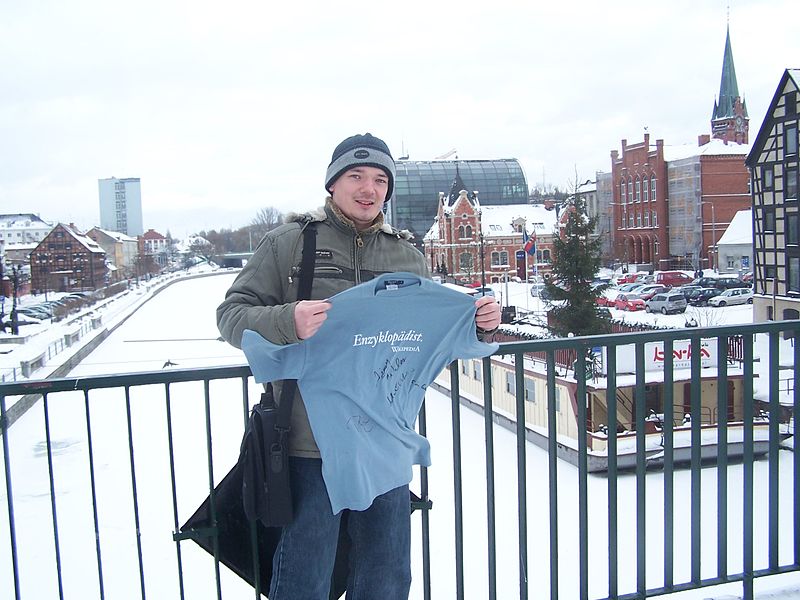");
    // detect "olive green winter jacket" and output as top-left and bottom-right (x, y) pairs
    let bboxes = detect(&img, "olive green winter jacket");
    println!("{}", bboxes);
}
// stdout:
(217, 199), (429, 457)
